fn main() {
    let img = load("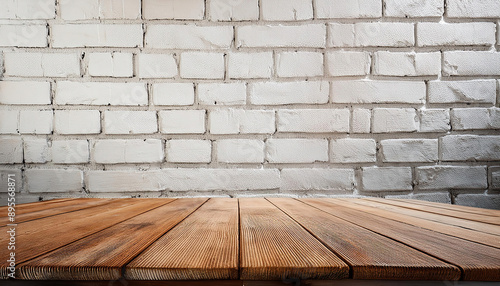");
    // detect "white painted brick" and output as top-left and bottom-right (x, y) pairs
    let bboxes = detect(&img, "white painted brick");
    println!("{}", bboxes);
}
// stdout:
(198, 83), (246, 106)
(180, 52), (224, 79)
(0, 169), (22, 192)
(104, 111), (158, 134)
(217, 139), (265, 163)
(0, 81), (51, 105)
(24, 139), (50, 163)
(374, 52), (441, 76)
(455, 195), (500, 210)
(249, 81), (329, 105)
(228, 52), (273, 79)
(0, 137), (23, 164)
(54, 110), (101, 135)
(447, 0), (500, 18)
(281, 168), (355, 191)
(209, 0), (259, 21)
(277, 109), (349, 133)
(417, 166), (487, 190)
(331, 81), (425, 104)
(316, 0), (381, 18)
(492, 168), (500, 190)
(443, 52), (500, 76)
(419, 109), (450, 132)
(0, 0), (56, 19)
(276, 52), (323, 77)
(143, 0), (204, 19)
(428, 80), (497, 104)
(52, 140), (89, 164)
(362, 167), (413, 191)
(326, 51), (370, 76)
(331, 139), (376, 163)
(418, 23), (496, 47)
(261, 0), (313, 21)
(385, 0), (444, 17)
(236, 24), (326, 48)
(94, 139), (164, 164)
(266, 139), (328, 163)
(4, 52), (80, 77)
(25, 169), (83, 193)
(329, 23), (414, 47)
(152, 83), (195, 106)
(56, 82), (148, 106)
(442, 135), (500, 161)
(51, 24), (143, 48)
(352, 109), (371, 133)
(88, 53), (133, 78)
(137, 54), (177, 79)
(381, 139), (438, 163)
(19, 110), (52, 134)
(146, 25), (232, 49)
(373, 108), (418, 133)
(209, 109), (275, 134)
(166, 140), (211, 163)
(451, 108), (500, 130)
(0, 25), (47, 47)
(0, 110), (19, 134)
(60, 0), (141, 20)
(159, 110), (206, 134)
